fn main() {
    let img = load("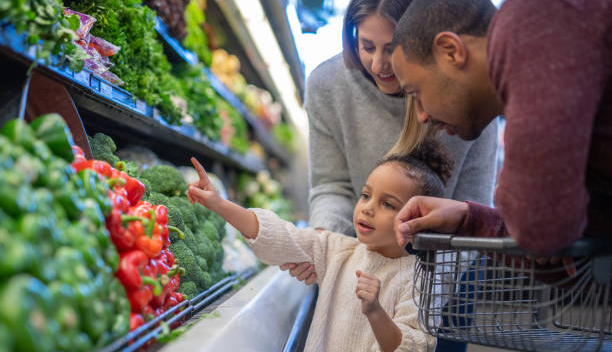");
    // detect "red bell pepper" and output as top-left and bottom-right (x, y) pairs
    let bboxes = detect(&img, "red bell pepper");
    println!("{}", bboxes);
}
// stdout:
(107, 208), (138, 251)
(129, 313), (145, 331)
(116, 250), (162, 293)
(129, 203), (164, 258)
(121, 172), (145, 206)
(108, 187), (130, 215)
